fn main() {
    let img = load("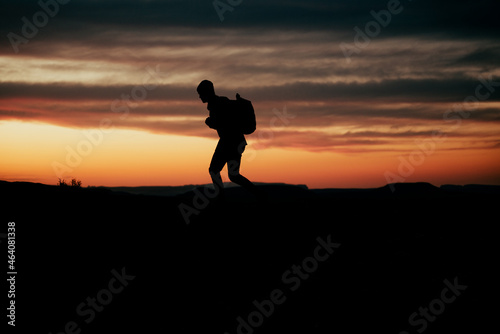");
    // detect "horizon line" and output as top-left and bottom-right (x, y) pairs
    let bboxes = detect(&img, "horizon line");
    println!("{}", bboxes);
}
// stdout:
(2, 179), (500, 190)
